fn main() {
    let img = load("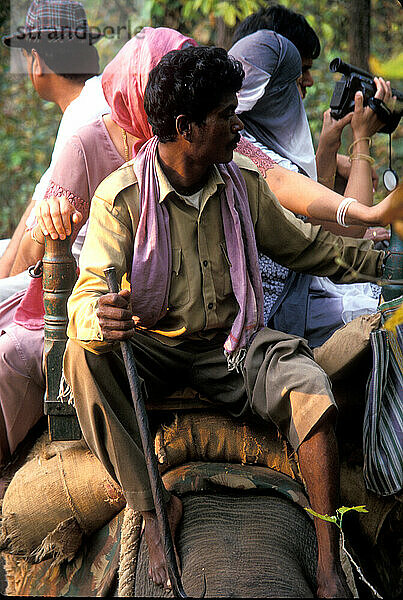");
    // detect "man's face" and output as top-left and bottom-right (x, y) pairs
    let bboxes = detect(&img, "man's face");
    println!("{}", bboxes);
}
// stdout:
(297, 57), (314, 99)
(192, 92), (244, 165)
(22, 47), (50, 100)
